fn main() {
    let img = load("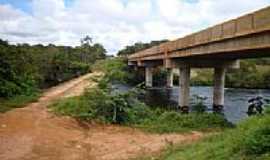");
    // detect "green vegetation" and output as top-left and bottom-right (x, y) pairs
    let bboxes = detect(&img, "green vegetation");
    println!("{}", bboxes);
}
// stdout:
(50, 58), (147, 124)
(50, 87), (149, 124)
(191, 60), (270, 89)
(191, 94), (207, 113)
(0, 92), (40, 113)
(92, 58), (143, 85)
(117, 41), (270, 89)
(138, 109), (270, 160)
(117, 40), (168, 57)
(51, 91), (231, 133)
(136, 112), (232, 133)
(0, 36), (106, 112)
(50, 58), (232, 133)
(191, 69), (214, 86)
(226, 60), (270, 89)
(49, 57), (270, 159)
